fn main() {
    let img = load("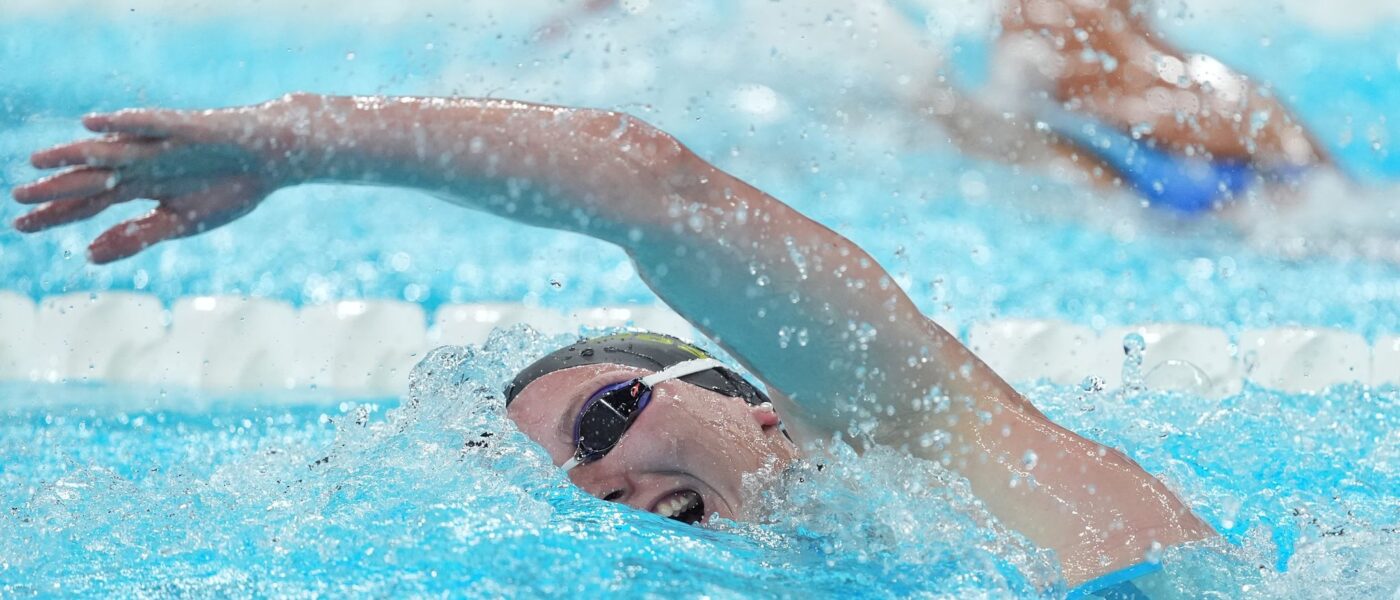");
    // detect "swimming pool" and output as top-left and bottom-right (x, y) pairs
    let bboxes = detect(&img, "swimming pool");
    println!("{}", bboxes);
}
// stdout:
(2, 1), (1399, 597)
